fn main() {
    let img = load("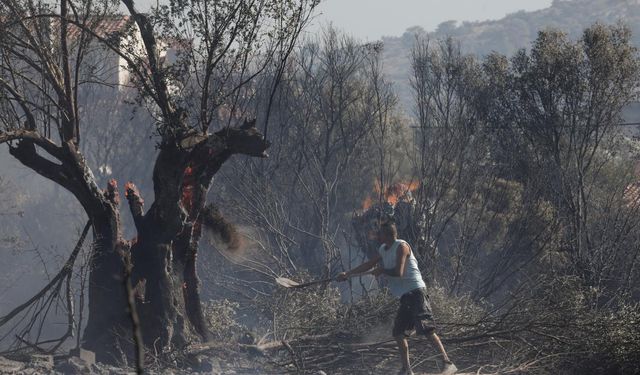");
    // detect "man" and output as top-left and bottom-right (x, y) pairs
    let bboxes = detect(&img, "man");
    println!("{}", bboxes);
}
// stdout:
(337, 222), (457, 375)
